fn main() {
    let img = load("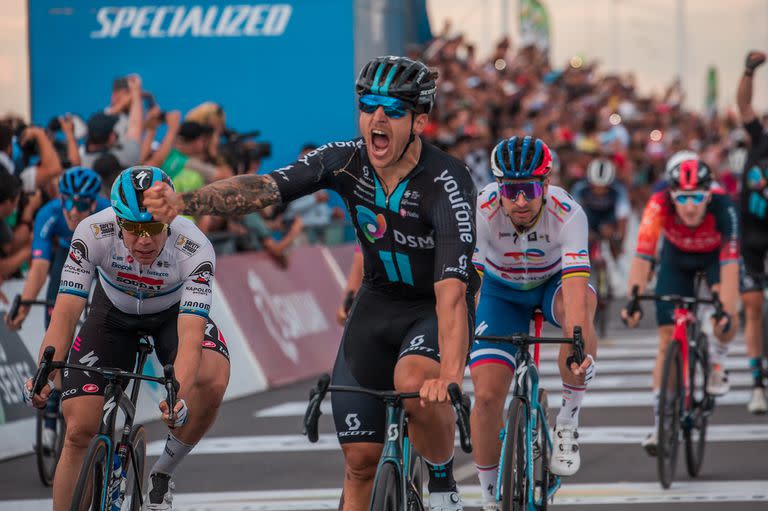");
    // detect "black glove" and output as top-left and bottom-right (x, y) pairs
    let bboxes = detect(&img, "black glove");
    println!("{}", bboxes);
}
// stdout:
(745, 51), (767, 76)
